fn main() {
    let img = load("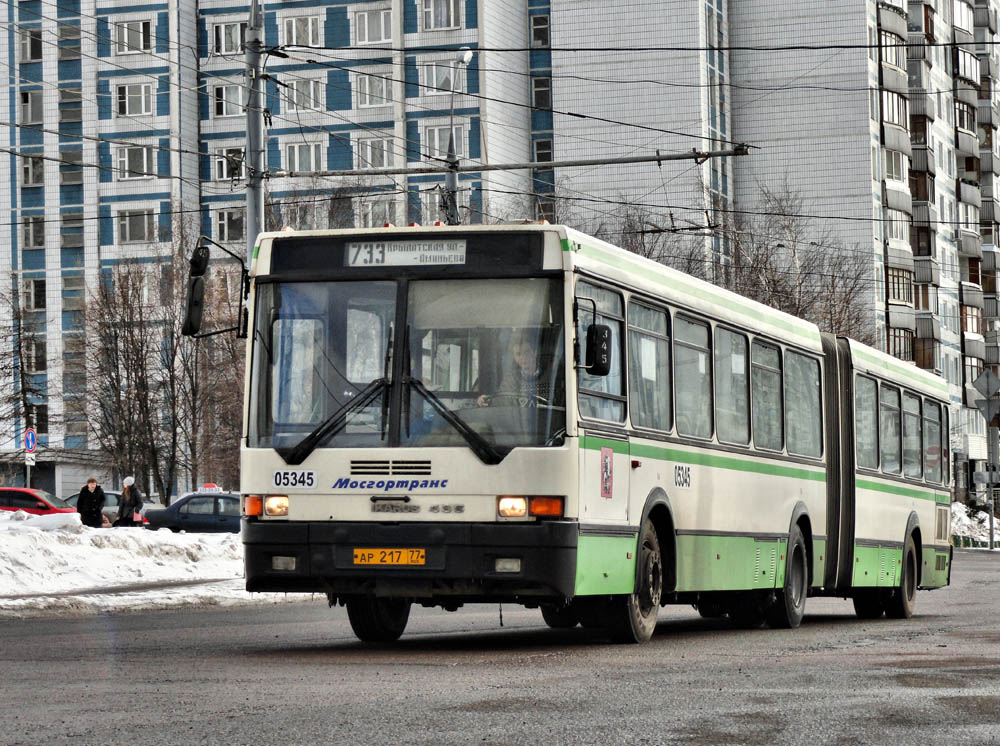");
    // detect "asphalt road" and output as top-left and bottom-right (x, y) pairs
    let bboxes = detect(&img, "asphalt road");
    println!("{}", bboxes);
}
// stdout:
(2, 549), (999, 746)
